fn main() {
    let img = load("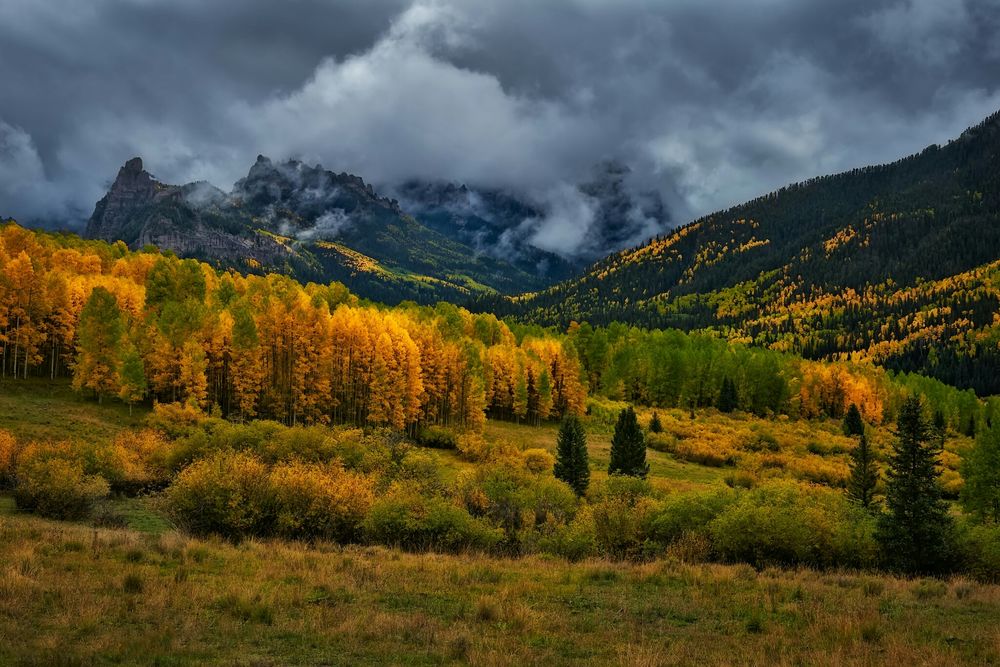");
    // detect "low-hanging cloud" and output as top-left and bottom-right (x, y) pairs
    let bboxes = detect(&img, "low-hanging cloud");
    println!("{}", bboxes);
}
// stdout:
(1, 0), (999, 258)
